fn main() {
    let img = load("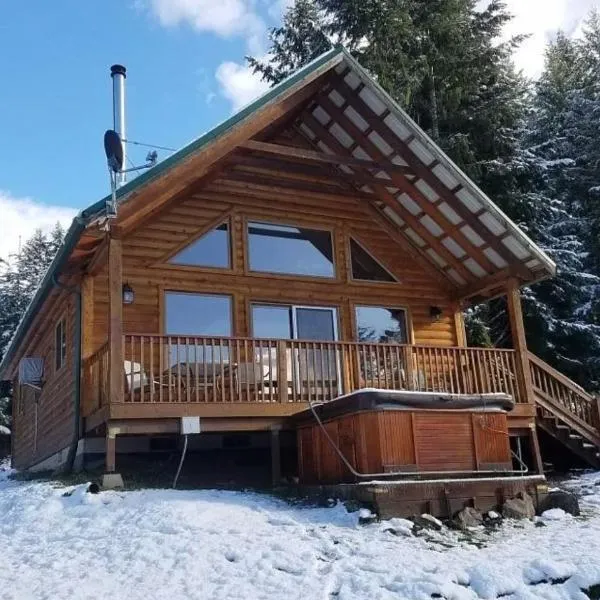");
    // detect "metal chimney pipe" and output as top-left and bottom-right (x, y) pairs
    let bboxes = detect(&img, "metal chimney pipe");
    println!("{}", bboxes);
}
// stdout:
(110, 64), (127, 186)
